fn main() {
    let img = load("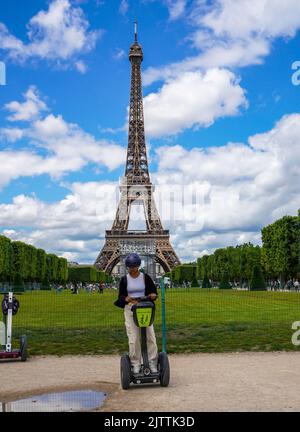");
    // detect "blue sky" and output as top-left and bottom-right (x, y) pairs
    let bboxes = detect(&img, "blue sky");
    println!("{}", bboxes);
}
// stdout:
(1, 0), (300, 264)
